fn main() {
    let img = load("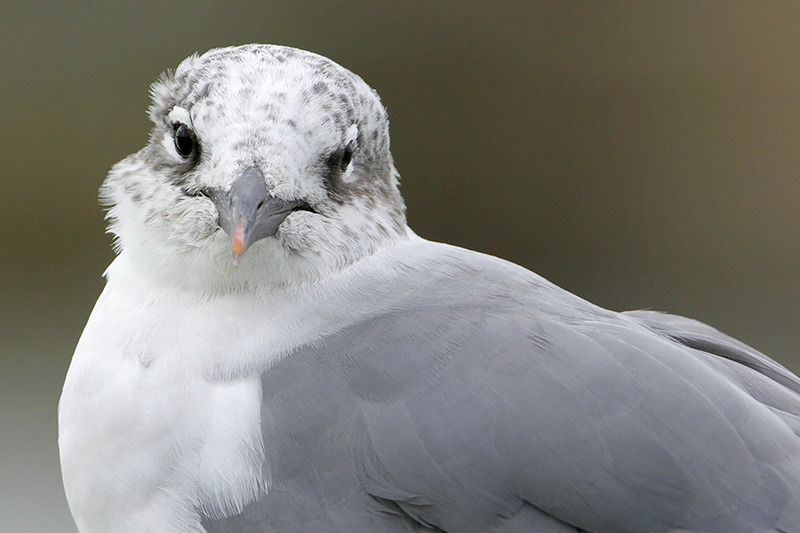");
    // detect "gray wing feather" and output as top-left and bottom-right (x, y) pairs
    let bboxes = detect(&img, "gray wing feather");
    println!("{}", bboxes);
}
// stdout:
(625, 309), (800, 435)
(624, 309), (800, 395)
(204, 247), (800, 532)
(348, 308), (800, 532)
